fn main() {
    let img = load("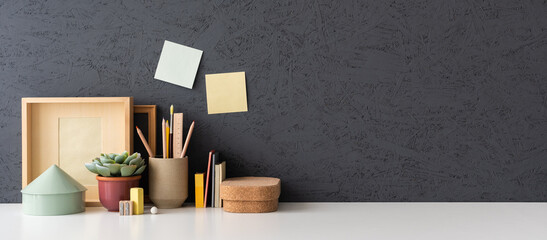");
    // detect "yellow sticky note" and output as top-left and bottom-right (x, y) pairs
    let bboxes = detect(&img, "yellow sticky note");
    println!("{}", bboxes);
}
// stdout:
(205, 72), (248, 114)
